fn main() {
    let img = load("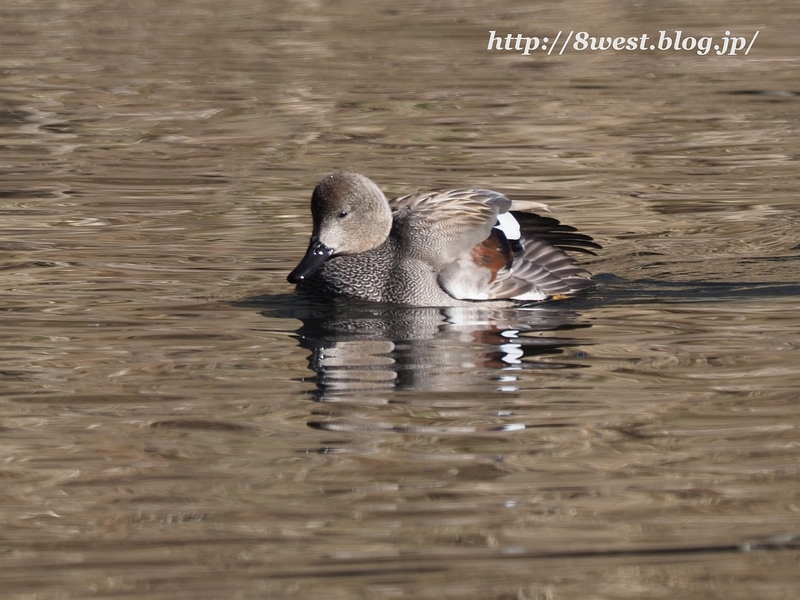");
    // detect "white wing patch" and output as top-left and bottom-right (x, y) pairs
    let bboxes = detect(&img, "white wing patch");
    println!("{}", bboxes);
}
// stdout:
(495, 212), (520, 241)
